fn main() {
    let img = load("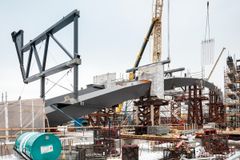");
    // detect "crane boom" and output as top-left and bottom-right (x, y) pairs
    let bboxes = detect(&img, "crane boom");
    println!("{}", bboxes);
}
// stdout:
(129, 0), (164, 80)
(207, 47), (226, 81)
(152, 0), (163, 63)
(129, 19), (158, 80)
